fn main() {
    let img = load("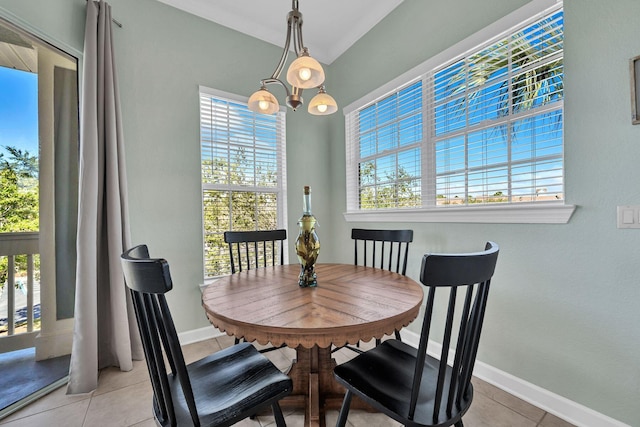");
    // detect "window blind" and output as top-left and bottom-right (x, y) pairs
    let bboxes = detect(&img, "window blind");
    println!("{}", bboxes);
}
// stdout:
(346, 80), (423, 210)
(345, 3), (564, 213)
(199, 88), (287, 277)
